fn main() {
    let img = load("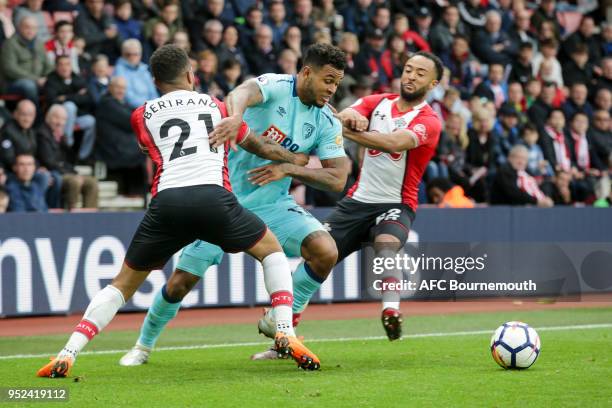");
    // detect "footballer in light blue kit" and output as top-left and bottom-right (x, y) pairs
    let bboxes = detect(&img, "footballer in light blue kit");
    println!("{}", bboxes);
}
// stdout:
(178, 73), (344, 268)
(120, 44), (349, 367)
